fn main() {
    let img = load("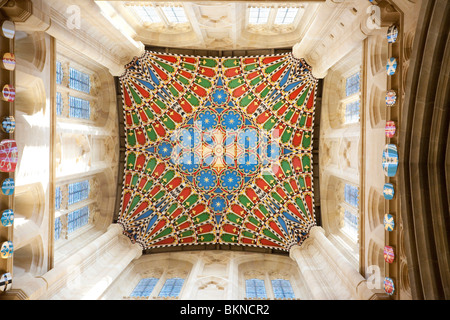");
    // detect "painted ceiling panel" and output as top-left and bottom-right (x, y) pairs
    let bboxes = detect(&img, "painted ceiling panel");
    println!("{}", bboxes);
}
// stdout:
(118, 51), (317, 252)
